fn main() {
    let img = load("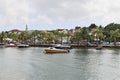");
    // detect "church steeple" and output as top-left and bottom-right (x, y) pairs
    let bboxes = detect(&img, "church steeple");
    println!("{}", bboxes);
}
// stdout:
(26, 24), (28, 31)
